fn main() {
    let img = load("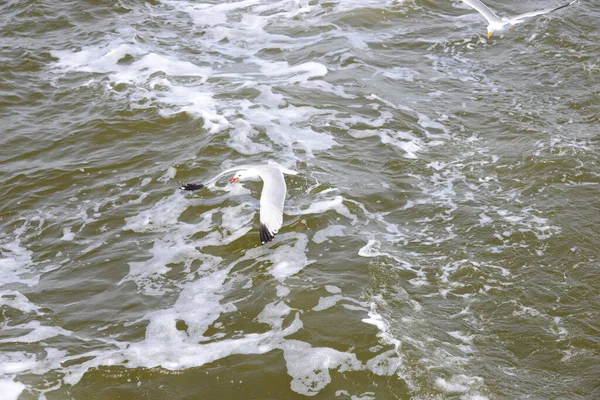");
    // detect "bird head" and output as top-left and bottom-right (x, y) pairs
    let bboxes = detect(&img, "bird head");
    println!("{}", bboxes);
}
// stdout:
(229, 173), (242, 183)
(229, 169), (260, 183)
